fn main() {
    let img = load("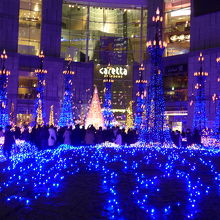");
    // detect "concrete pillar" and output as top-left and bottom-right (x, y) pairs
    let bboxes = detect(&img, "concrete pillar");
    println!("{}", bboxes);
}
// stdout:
(43, 57), (63, 123)
(41, 0), (63, 57)
(0, 0), (19, 53)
